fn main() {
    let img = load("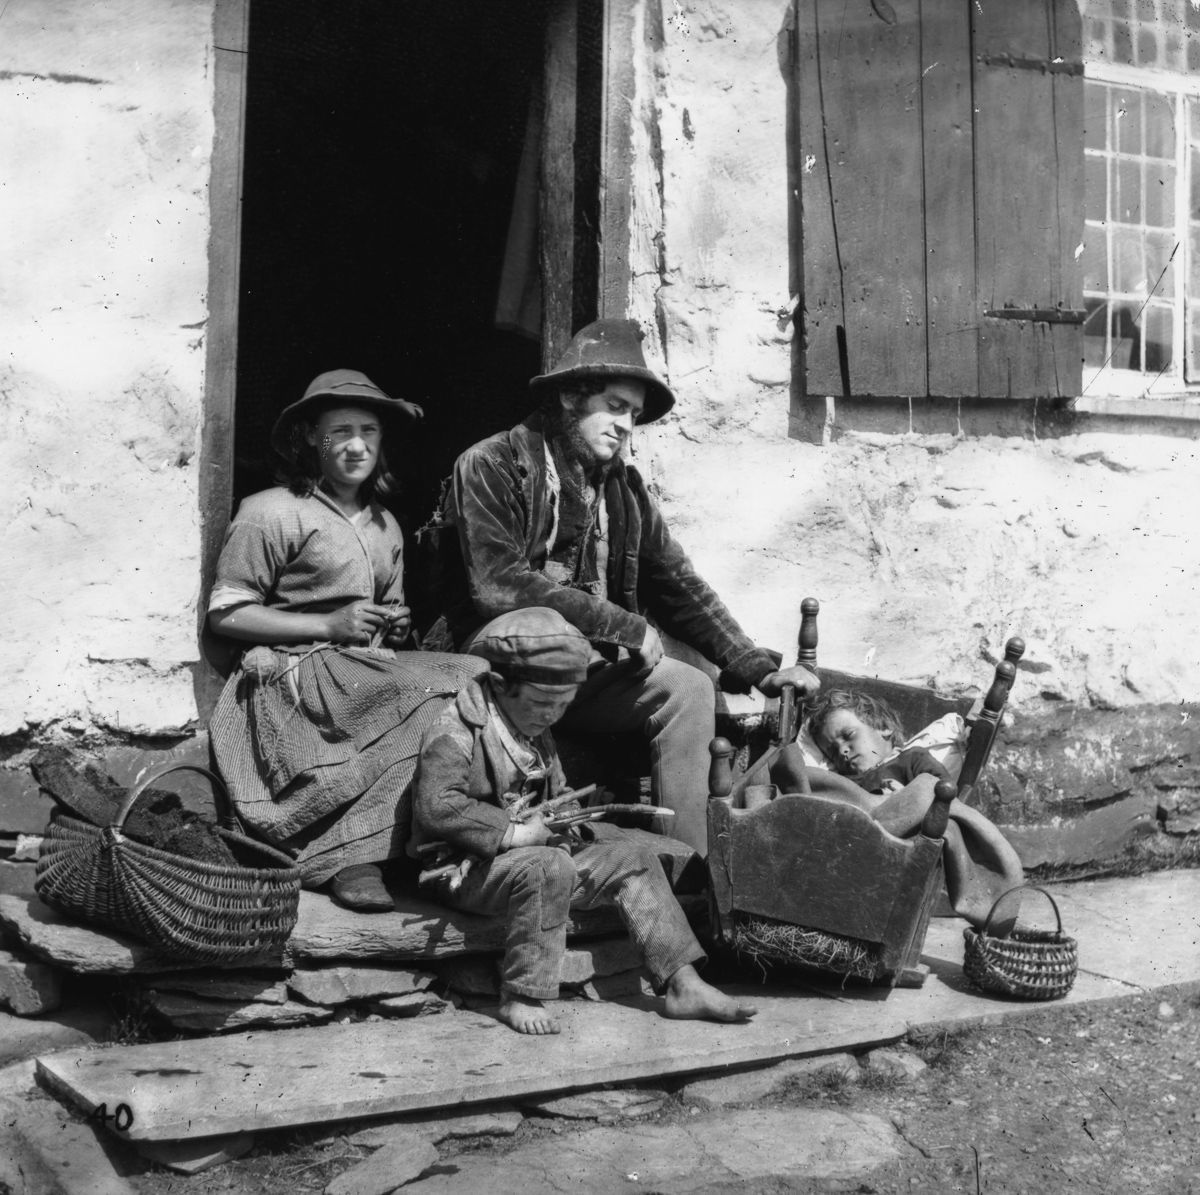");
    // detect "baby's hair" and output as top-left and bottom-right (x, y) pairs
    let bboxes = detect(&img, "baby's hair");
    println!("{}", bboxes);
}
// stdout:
(806, 690), (907, 758)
